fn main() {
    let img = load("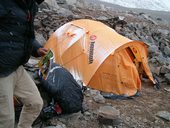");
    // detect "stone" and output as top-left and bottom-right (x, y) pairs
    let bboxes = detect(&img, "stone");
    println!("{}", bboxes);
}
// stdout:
(34, 18), (42, 29)
(148, 45), (159, 54)
(84, 111), (91, 116)
(165, 73), (170, 84)
(150, 66), (161, 75)
(57, 7), (74, 17)
(100, 4), (106, 11)
(140, 13), (158, 25)
(145, 36), (155, 44)
(98, 106), (120, 120)
(96, 16), (109, 21)
(164, 46), (170, 57)
(89, 89), (100, 96)
(156, 111), (170, 121)
(93, 94), (106, 104)
(160, 65), (170, 74)
(44, 126), (57, 128)
(44, 0), (59, 10)
(158, 29), (170, 36)
(164, 87), (170, 92)
(155, 54), (167, 66)
(35, 32), (47, 46)
(57, 0), (67, 4)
